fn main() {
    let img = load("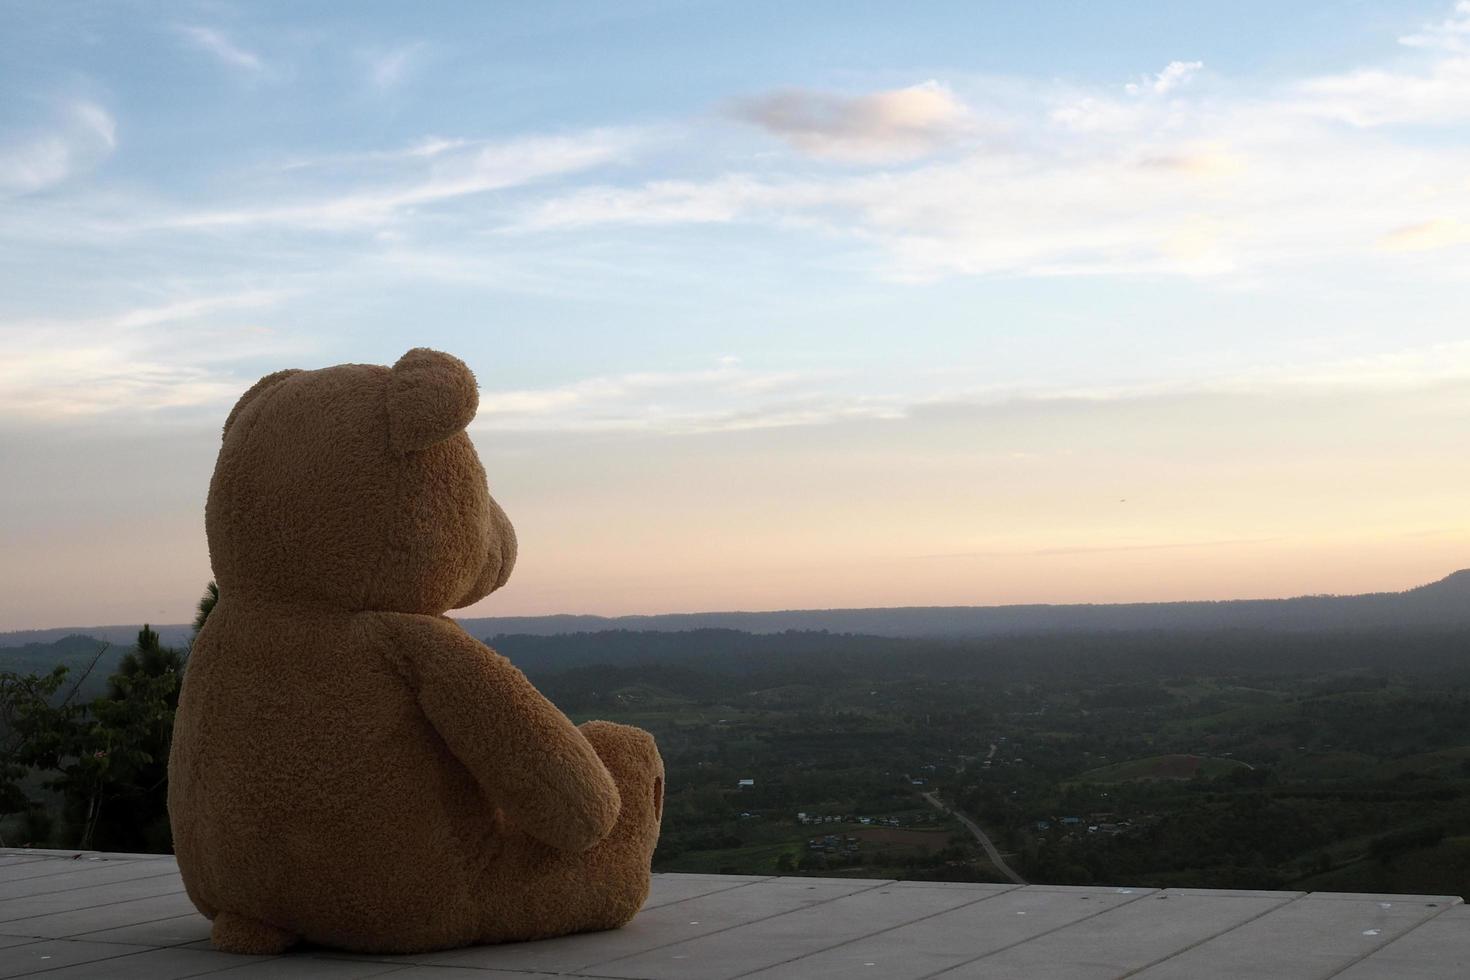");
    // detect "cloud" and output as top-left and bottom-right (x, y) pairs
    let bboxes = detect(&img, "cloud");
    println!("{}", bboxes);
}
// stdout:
(175, 25), (265, 74)
(9, 4), (1470, 292)
(157, 129), (640, 231)
(1291, 3), (1470, 125)
(474, 362), (905, 434)
(368, 43), (426, 89)
(520, 6), (1470, 281)
(1399, 0), (1470, 51)
(0, 101), (116, 196)
(915, 537), (1284, 560)
(1293, 63), (1470, 126)
(517, 175), (770, 230)
(466, 338), (1470, 436)
(1125, 60), (1204, 96)
(520, 116), (1469, 280)
(0, 291), (305, 422)
(730, 80), (970, 161)
(1378, 218), (1470, 252)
